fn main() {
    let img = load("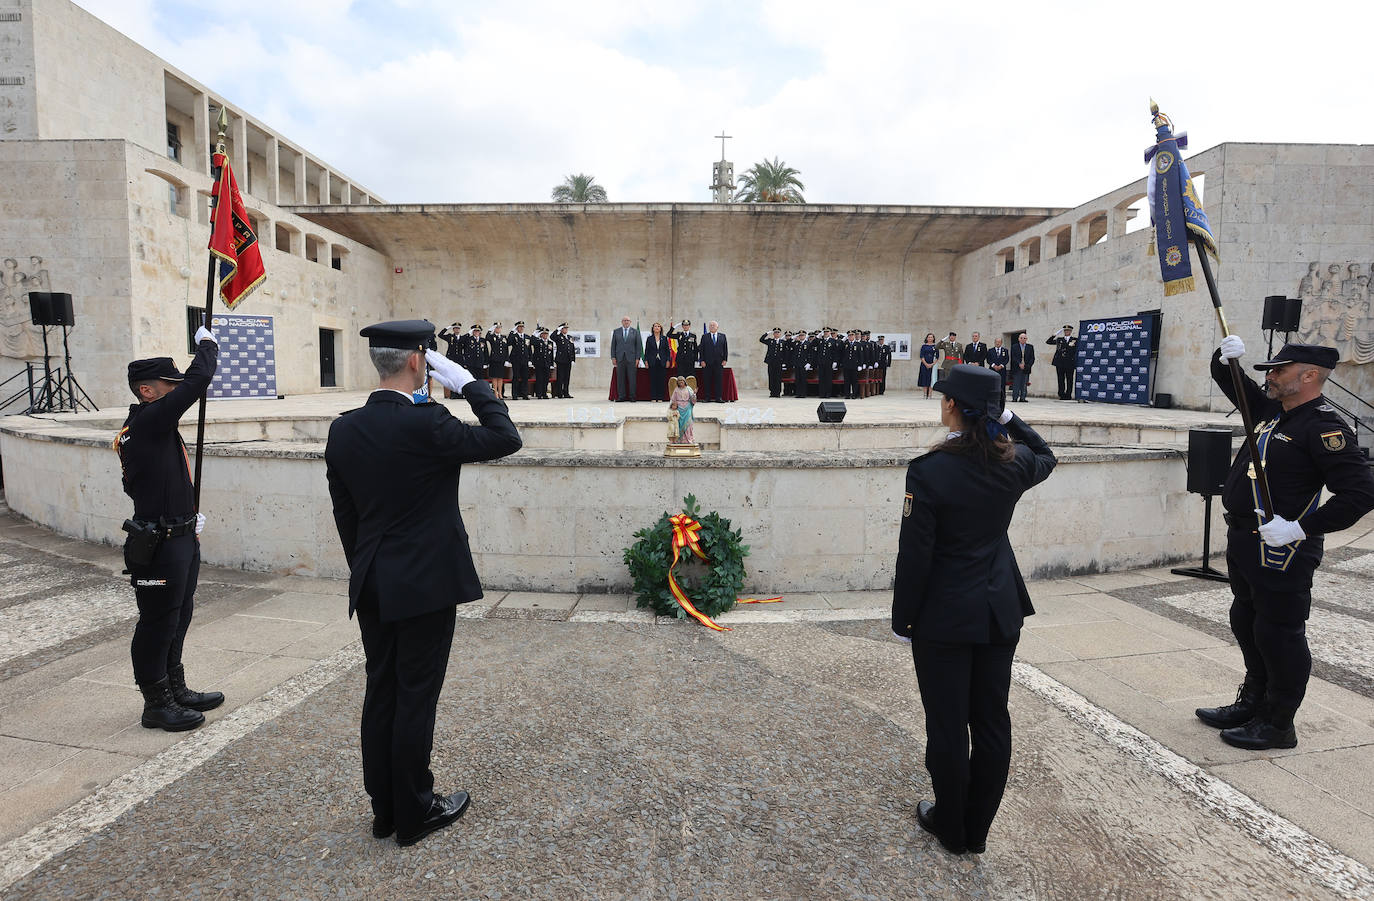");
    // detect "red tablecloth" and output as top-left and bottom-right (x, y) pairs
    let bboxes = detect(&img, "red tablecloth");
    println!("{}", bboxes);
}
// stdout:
(608, 366), (737, 402)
